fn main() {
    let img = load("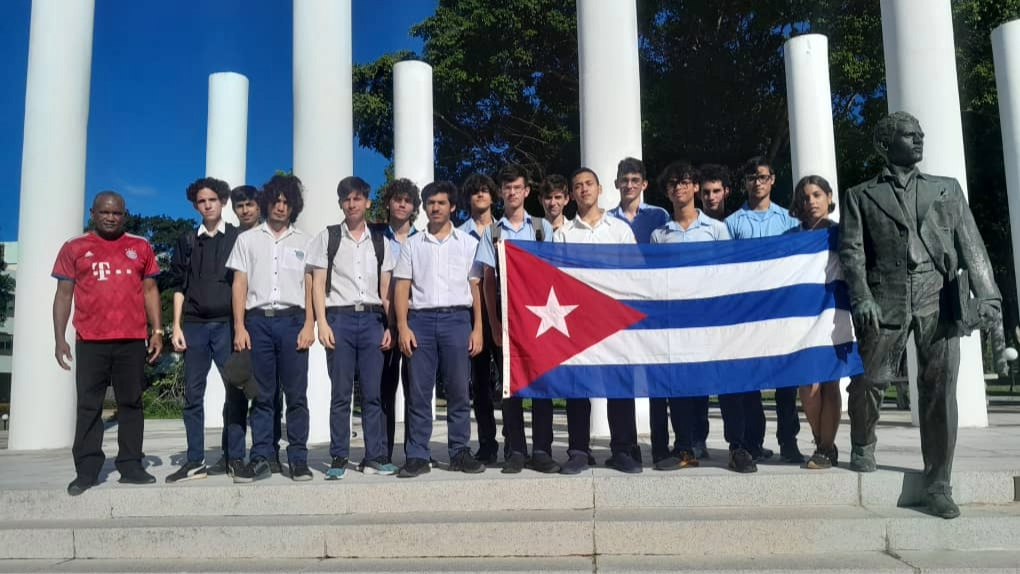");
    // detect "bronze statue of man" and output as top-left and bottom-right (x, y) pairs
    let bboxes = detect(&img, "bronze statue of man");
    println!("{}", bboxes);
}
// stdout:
(839, 111), (1002, 519)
